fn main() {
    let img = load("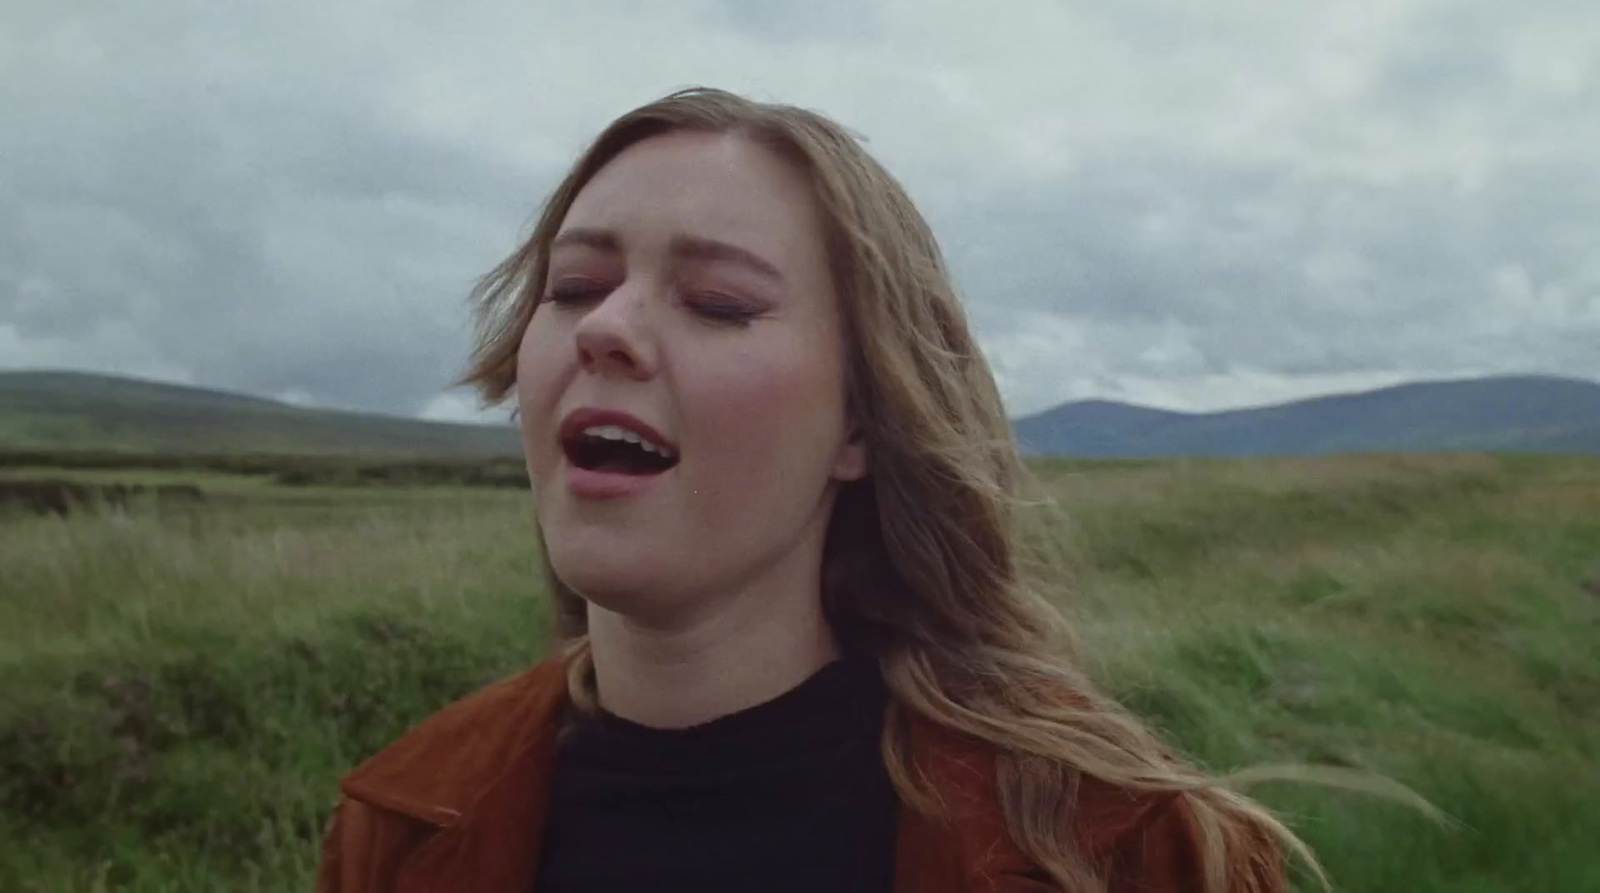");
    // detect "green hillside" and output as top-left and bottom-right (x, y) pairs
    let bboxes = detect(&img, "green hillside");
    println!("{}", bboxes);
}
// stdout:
(0, 370), (521, 457)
